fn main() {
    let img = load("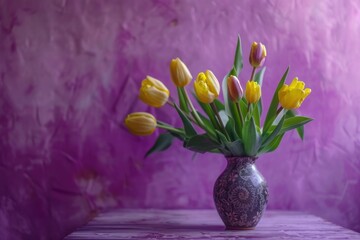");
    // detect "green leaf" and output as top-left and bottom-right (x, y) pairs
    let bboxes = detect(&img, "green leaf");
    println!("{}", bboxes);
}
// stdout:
(261, 115), (285, 148)
(193, 94), (220, 130)
(242, 117), (260, 156)
(197, 111), (213, 130)
(259, 133), (284, 154)
(233, 35), (244, 75)
(225, 115), (239, 141)
(222, 76), (231, 115)
(286, 110), (304, 140)
(209, 149), (222, 154)
(215, 129), (229, 144)
(222, 75), (242, 136)
(174, 103), (197, 137)
(258, 112), (306, 155)
(177, 87), (190, 114)
(229, 99), (242, 136)
(225, 139), (245, 156)
(196, 110), (218, 140)
(222, 36), (244, 136)
(168, 131), (185, 141)
(229, 66), (237, 77)
(254, 67), (266, 87)
(214, 99), (225, 111)
(215, 130), (232, 155)
(156, 121), (186, 140)
(253, 67), (265, 120)
(239, 98), (247, 119)
(184, 134), (221, 153)
(253, 101), (261, 128)
(257, 100), (263, 117)
(218, 110), (229, 126)
(279, 116), (313, 135)
(145, 133), (173, 157)
(263, 67), (289, 133)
